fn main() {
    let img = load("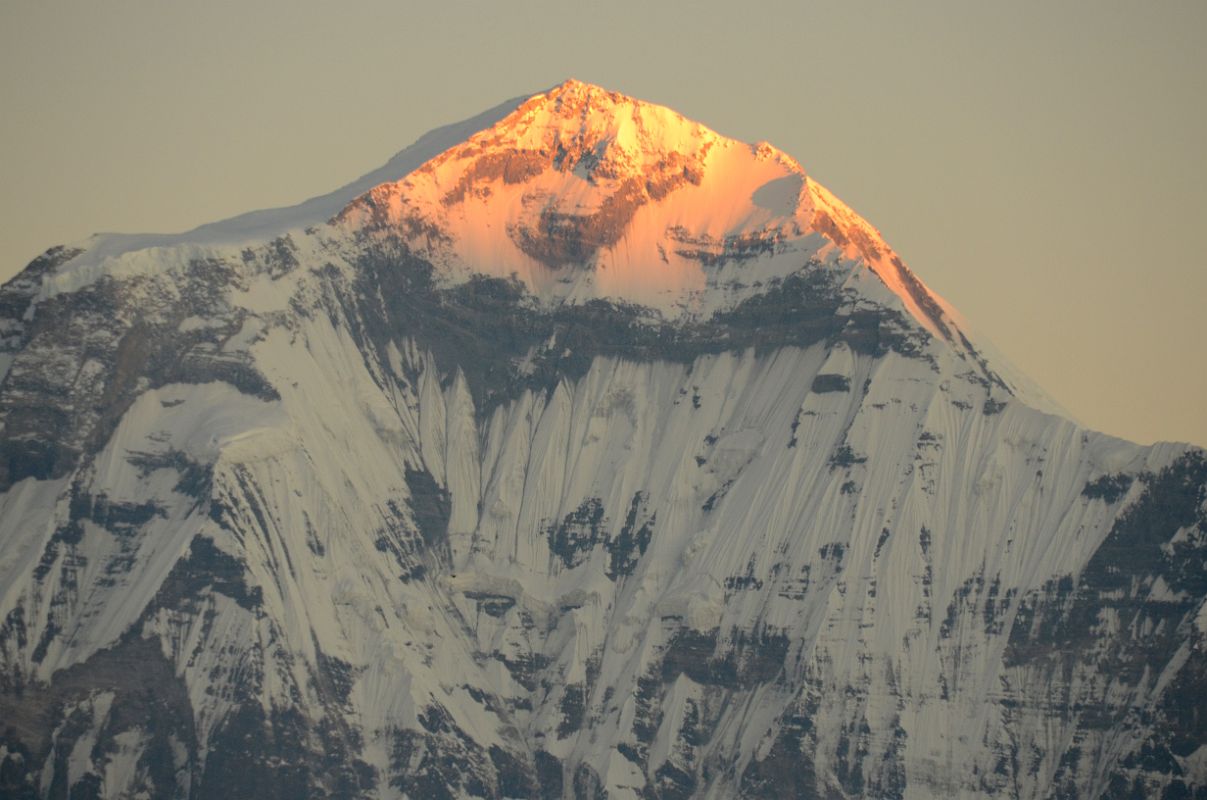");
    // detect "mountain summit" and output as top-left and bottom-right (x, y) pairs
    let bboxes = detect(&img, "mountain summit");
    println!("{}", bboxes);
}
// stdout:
(339, 79), (956, 332)
(0, 82), (1203, 800)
